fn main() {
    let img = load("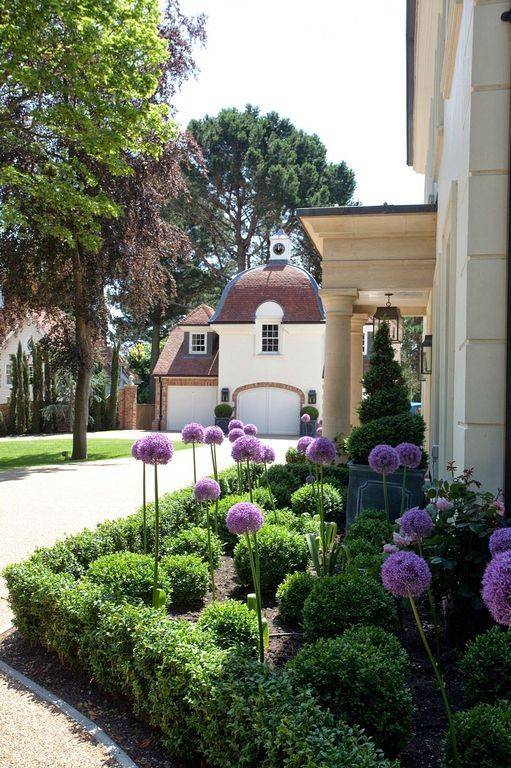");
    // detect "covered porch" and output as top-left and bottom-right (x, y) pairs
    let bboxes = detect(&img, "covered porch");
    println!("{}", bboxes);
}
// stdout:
(297, 204), (437, 445)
